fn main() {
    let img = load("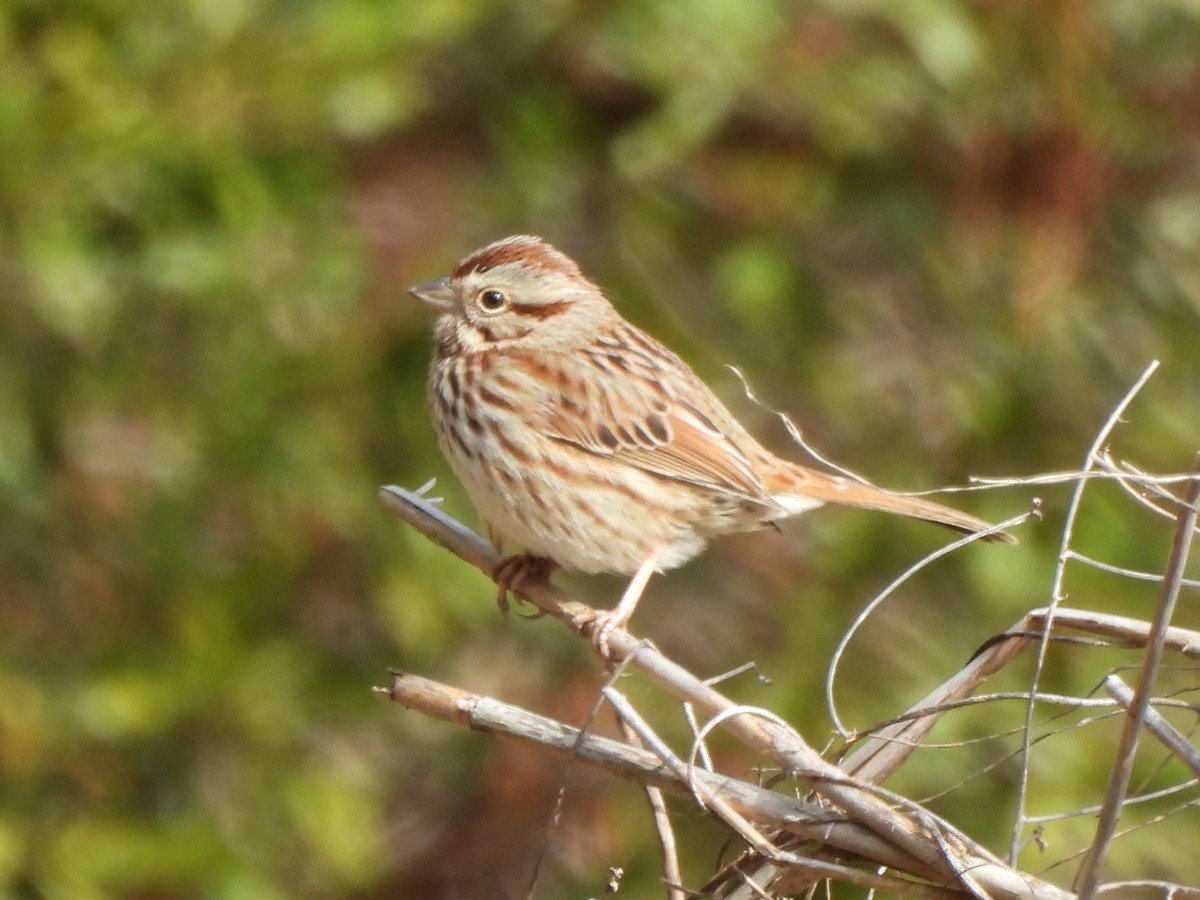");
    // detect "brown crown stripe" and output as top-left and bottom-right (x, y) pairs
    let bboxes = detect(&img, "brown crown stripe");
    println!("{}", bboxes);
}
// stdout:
(452, 236), (581, 279)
